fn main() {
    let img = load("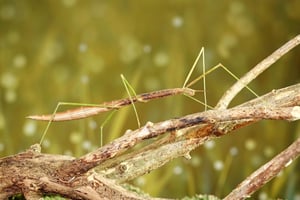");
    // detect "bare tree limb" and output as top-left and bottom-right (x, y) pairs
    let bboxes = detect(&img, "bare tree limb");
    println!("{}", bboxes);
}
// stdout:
(97, 83), (300, 183)
(58, 102), (300, 179)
